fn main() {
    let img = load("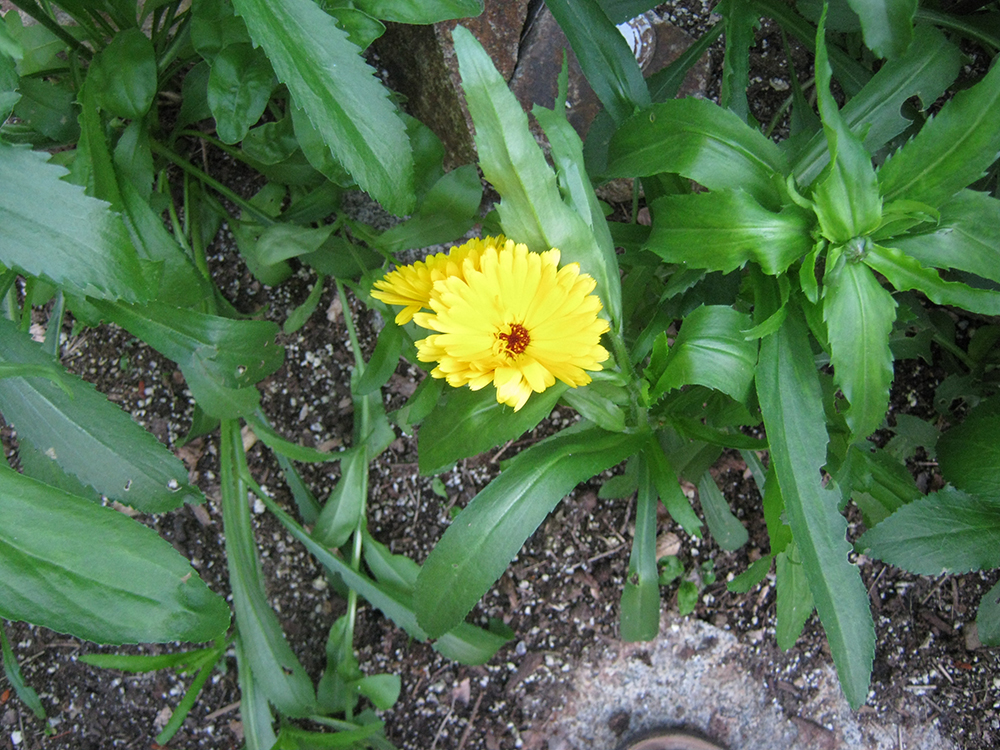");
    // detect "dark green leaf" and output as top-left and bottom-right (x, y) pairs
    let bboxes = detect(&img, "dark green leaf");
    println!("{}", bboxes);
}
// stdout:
(758, 312), (874, 708)
(350, 0), (482, 24)
(313, 448), (366, 549)
(879, 57), (1000, 207)
(325, 7), (385, 49)
(0, 318), (201, 511)
(389, 374), (443, 435)
(177, 61), (212, 130)
(207, 42), (276, 144)
(233, 633), (277, 749)
(717, 0), (757, 121)
(0, 53), (19, 123)
(727, 556), (772, 593)
(89, 28), (157, 119)
(977, 580), (1000, 647)
(0, 466), (229, 644)
(0, 142), (155, 301)
(847, 444), (920, 527)
(284, 273), (326, 335)
(859, 487), (1000, 574)
(698, 471), (748, 551)
(621, 456), (661, 641)
(416, 427), (644, 638)
(823, 259), (896, 440)
(0, 627), (45, 720)
(647, 21), (723, 103)
(596, 0), (659, 23)
(775, 543), (815, 650)
(417, 382), (566, 476)
(605, 98), (788, 209)
(937, 398), (1000, 500)
(646, 191), (813, 275)
(11, 77), (78, 143)
(190, 0), (252, 59)
(647, 437), (703, 536)
(232, 0), (415, 215)
(845, 0), (916, 59)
